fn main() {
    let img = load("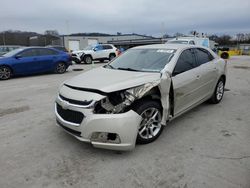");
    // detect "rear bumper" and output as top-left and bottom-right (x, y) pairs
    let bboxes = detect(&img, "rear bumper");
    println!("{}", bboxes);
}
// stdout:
(55, 99), (142, 151)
